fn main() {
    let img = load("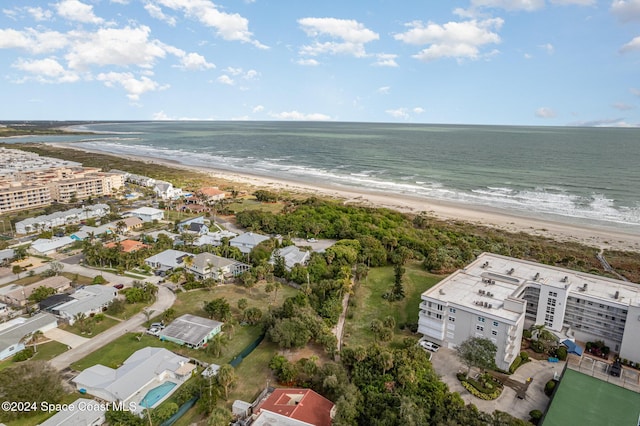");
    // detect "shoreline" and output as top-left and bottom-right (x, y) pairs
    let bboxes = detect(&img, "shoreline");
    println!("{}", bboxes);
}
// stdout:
(47, 142), (640, 253)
